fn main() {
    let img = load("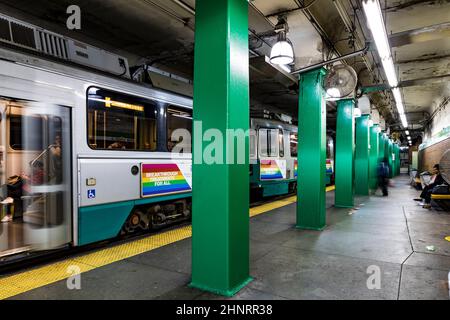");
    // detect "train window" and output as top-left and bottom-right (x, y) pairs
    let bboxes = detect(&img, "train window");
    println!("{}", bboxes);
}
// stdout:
(9, 114), (44, 150)
(259, 128), (278, 157)
(326, 135), (335, 160)
(167, 106), (192, 152)
(290, 132), (298, 157)
(87, 87), (157, 151)
(279, 130), (284, 157)
(250, 131), (257, 158)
